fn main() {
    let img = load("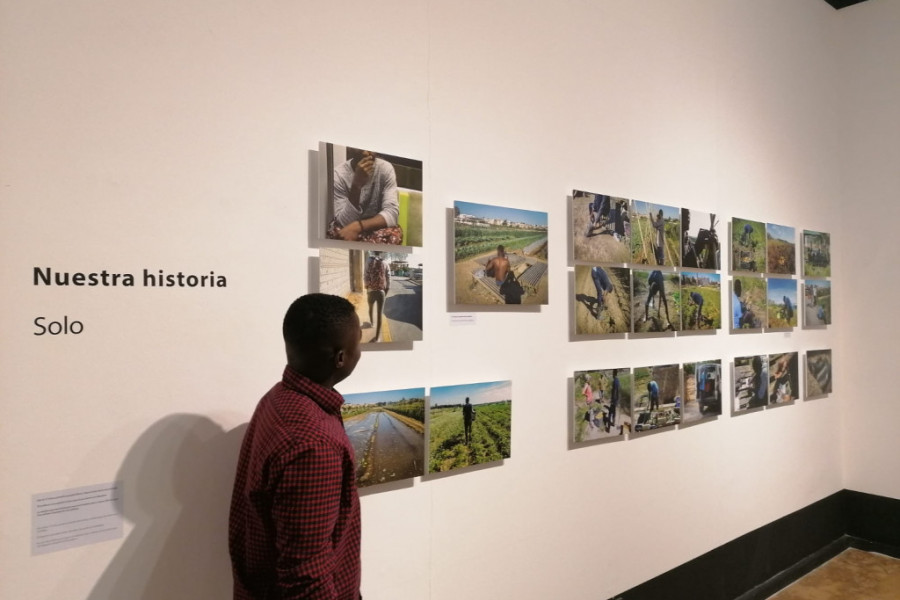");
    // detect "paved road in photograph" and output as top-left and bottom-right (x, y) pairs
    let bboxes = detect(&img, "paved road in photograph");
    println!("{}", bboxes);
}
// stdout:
(382, 276), (422, 342)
